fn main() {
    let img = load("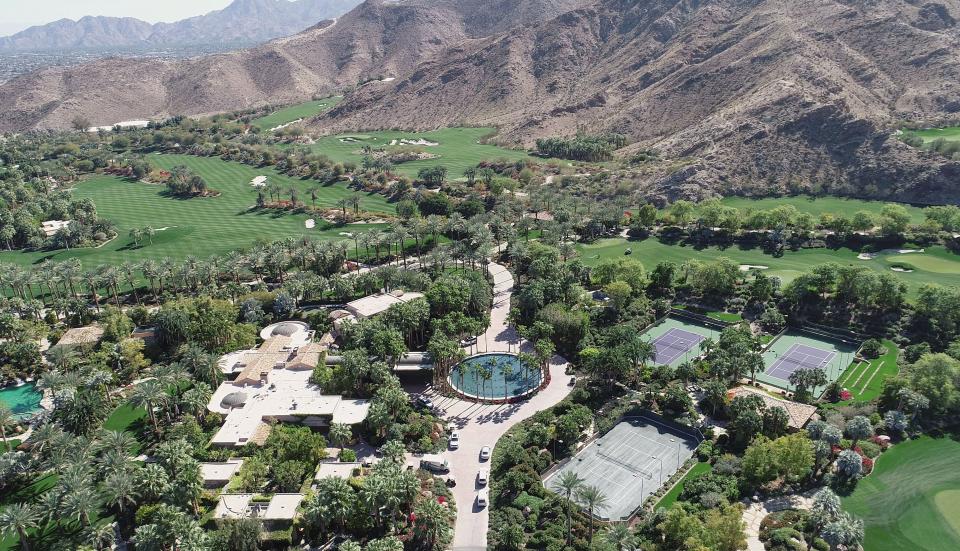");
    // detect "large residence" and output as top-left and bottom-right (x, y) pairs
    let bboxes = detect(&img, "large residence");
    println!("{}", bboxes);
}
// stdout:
(207, 321), (370, 447)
